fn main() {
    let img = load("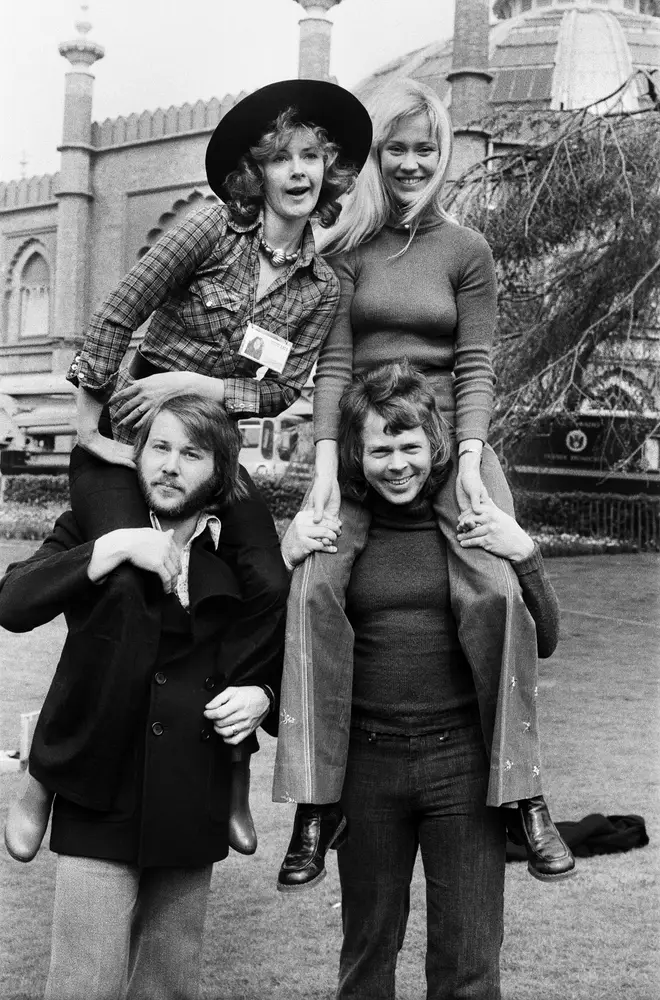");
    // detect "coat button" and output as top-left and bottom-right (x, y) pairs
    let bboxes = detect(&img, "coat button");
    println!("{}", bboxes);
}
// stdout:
(200, 729), (211, 742)
(204, 677), (216, 691)
(152, 722), (164, 736)
(154, 672), (166, 685)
